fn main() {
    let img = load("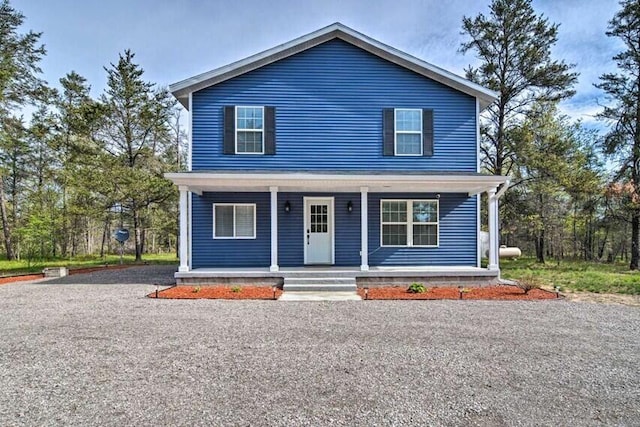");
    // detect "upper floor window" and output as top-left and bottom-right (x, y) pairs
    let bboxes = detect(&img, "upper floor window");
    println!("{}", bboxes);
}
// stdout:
(236, 106), (264, 154)
(395, 109), (422, 156)
(224, 105), (276, 155)
(383, 108), (433, 157)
